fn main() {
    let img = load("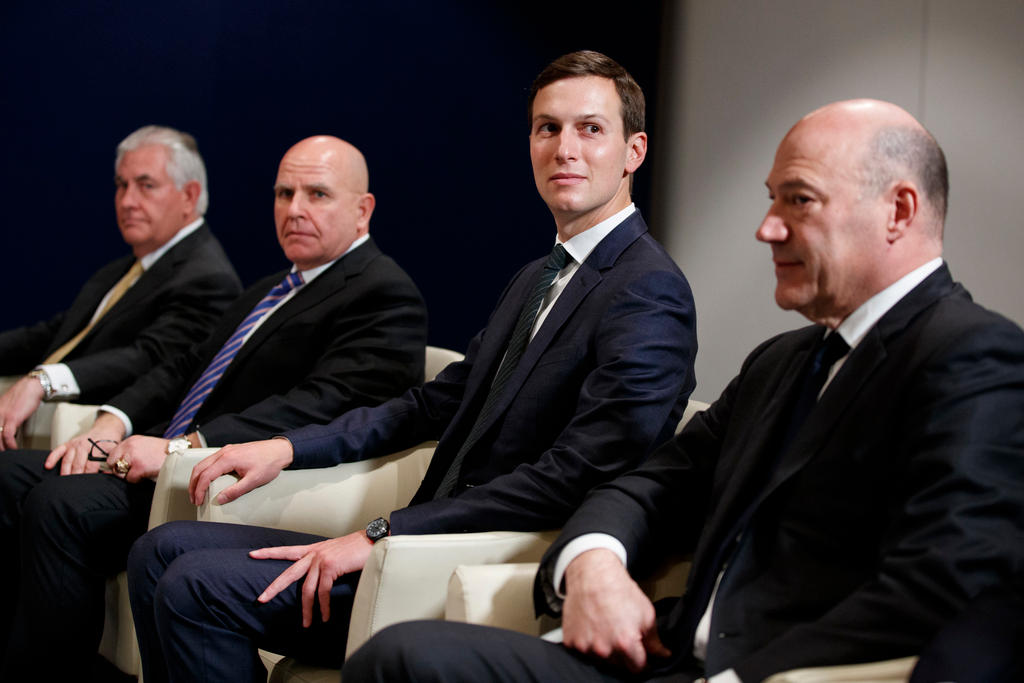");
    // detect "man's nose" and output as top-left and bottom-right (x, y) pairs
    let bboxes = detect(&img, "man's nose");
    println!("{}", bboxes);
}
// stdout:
(756, 212), (788, 243)
(117, 185), (138, 208)
(287, 194), (306, 216)
(555, 130), (580, 163)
